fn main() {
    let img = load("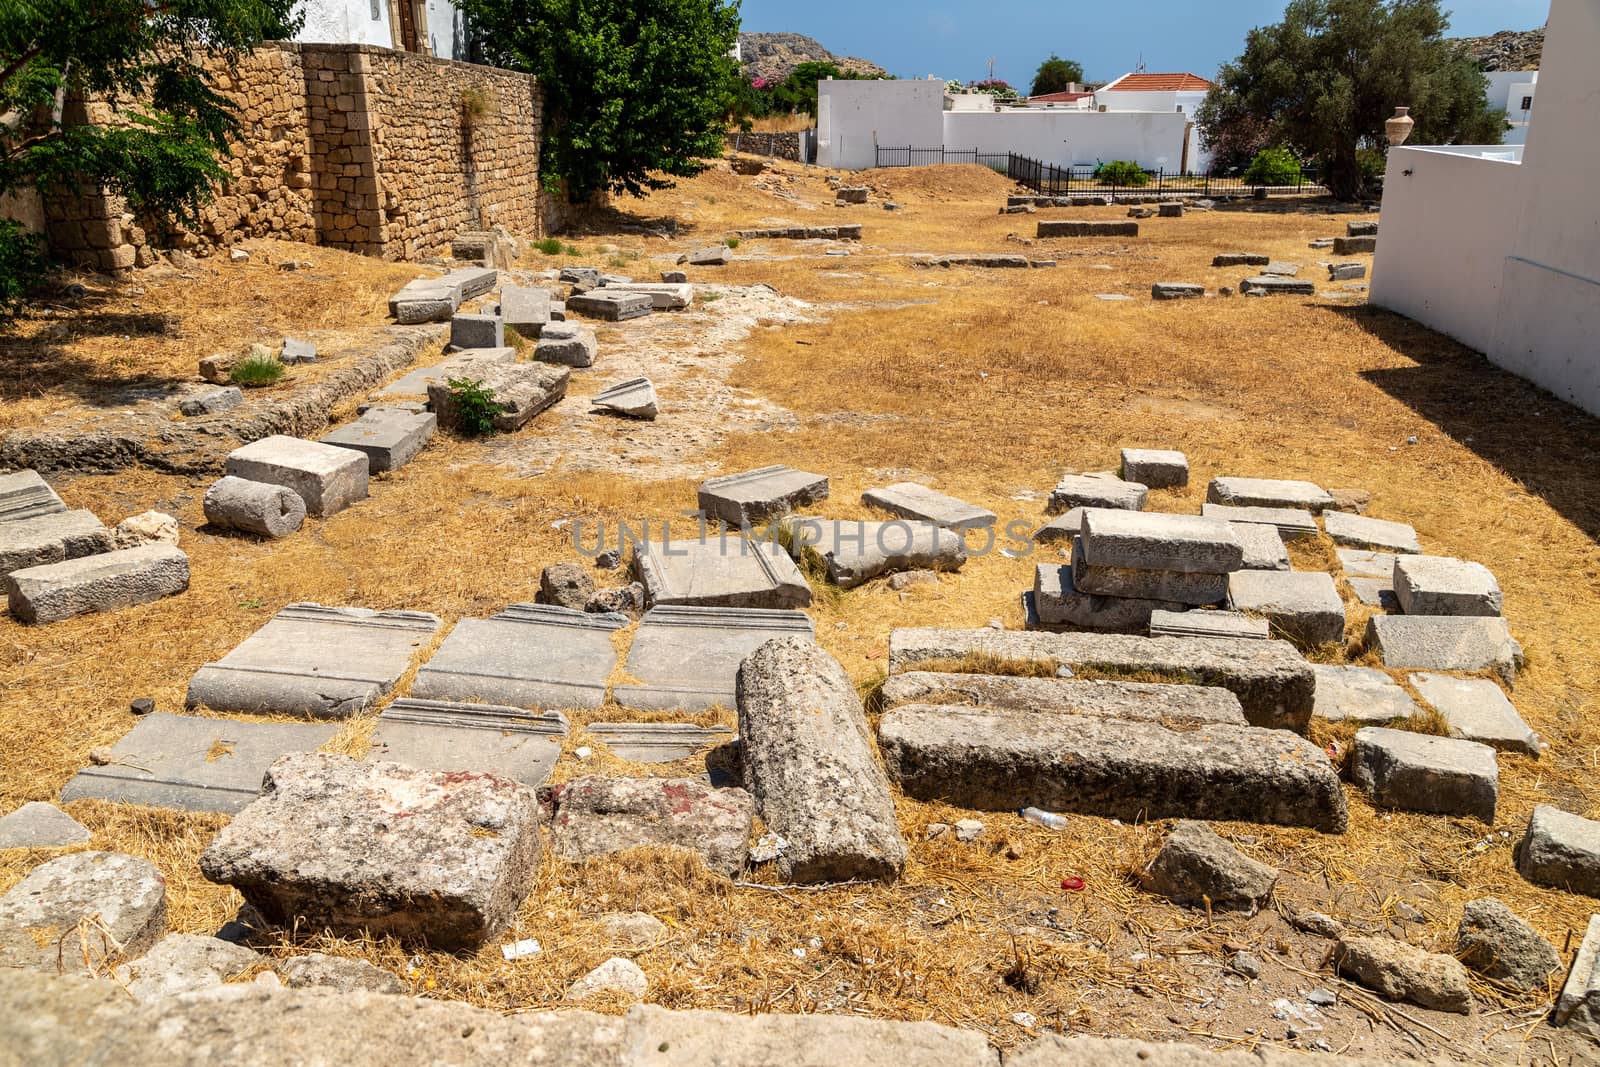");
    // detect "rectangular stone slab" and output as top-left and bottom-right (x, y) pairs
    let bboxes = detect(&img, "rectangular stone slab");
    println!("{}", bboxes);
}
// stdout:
(0, 509), (112, 577)
(1311, 664), (1418, 723)
(1410, 672), (1539, 756)
(1519, 805), (1600, 899)
(1240, 276), (1315, 296)
(1032, 508), (1089, 544)
(1337, 547), (1397, 578)
(565, 291), (652, 321)
(1118, 449), (1188, 489)
(410, 604), (625, 710)
(1556, 915), (1600, 1037)
(600, 283), (693, 310)
(1345, 576), (1397, 609)
(6, 544), (189, 624)
(879, 672), (1247, 726)
(1366, 615), (1521, 685)
(1350, 726), (1497, 822)
(544, 775), (752, 877)
(1202, 503), (1318, 539)
(587, 722), (735, 762)
(1394, 556), (1503, 617)
(1226, 570), (1346, 648)
(887, 627), (1315, 732)
(789, 519), (965, 589)
(319, 410), (436, 474)
(1072, 538), (1227, 606)
(1148, 609), (1269, 641)
(449, 313), (504, 350)
(698, 466), (830, 527)
(1037, 220), (1139, 237)
(1080, 510), (1241, 574)
(1031, 564), (1183, 633)
(613, 605), (815, 711)
(879, 705), (1346, 831)
(371, 348), (516, 400)
(367, 698), (568, 786)
(225, 435), (369, 518)
(860, 483), (996, 530)
(1323, 511), (1419, 553)
(0, 471), (67, 524)
(637, 538), (811, 609)
(186, 603), (443, 718)
(500, 285), (552, 337)
(60, 712), (337, 814)
(1047, 474), (1147, 514)
(1228, 521), (1290, 570)
(1207, 477), (1333, 513)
